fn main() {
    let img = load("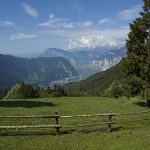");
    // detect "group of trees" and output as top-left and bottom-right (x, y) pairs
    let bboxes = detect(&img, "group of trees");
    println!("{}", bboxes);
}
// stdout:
(5, 83), (38, 99)
(1, 83), (66, 99)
